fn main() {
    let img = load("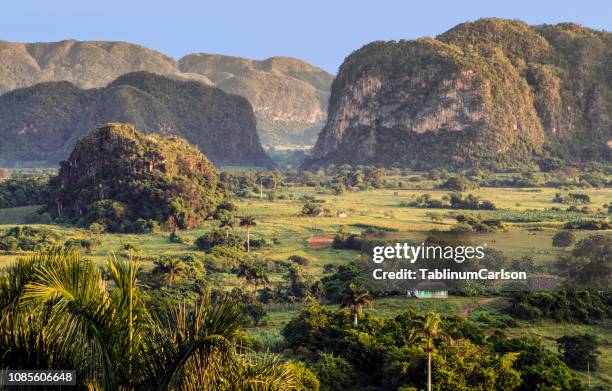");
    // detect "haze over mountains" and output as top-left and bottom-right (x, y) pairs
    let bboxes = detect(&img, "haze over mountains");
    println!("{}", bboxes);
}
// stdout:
(0, 71), (273, 167)
(179, 54), (333, 145)
(309, 19), (612, 169)
(0, 39), (333, 146)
